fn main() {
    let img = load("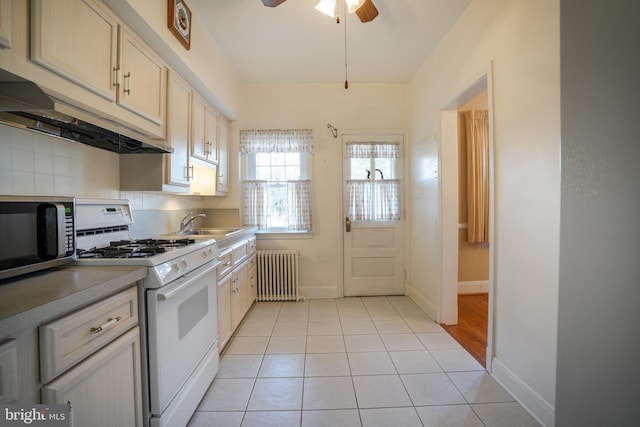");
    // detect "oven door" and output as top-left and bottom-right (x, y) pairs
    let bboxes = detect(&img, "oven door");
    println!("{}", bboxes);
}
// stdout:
(146, 259), (219, 415)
